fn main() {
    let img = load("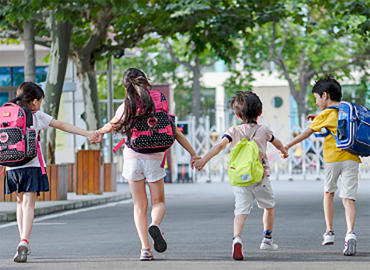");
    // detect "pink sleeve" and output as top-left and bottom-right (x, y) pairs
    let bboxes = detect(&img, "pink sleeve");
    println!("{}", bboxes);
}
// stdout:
(115, 103), (125, 119)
